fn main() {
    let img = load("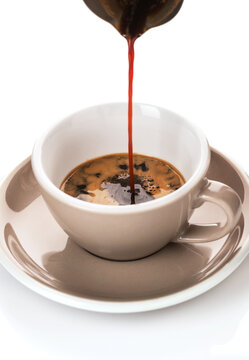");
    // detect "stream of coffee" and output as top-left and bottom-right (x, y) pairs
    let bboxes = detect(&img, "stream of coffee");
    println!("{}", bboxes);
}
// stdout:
(127, 37), (136, 203)
(82, 0), (184, 204)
